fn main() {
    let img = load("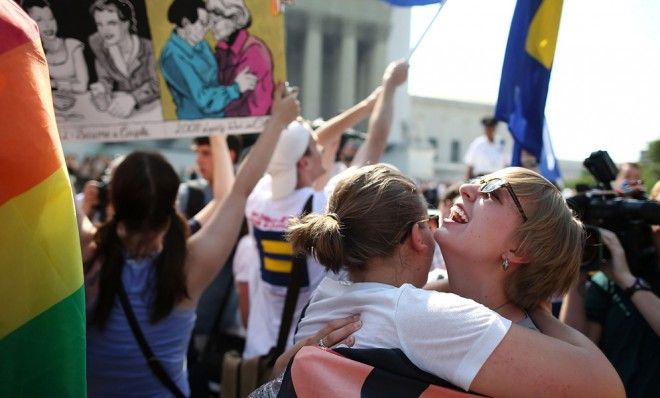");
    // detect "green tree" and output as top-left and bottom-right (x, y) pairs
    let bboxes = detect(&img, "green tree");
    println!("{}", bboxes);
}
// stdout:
(641, 139), (660, 192)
